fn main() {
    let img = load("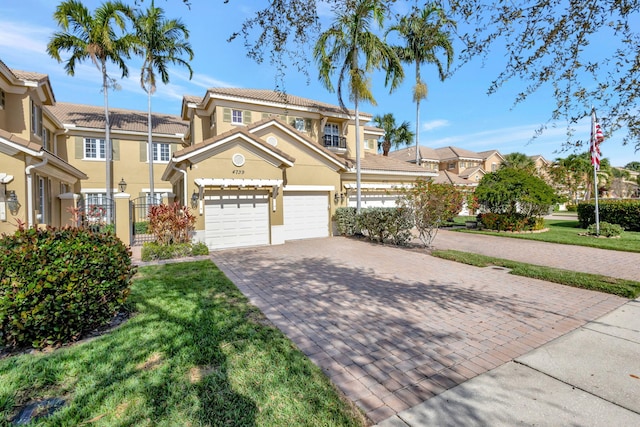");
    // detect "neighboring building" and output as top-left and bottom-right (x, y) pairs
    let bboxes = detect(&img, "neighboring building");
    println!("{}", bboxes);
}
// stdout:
(389, 144), (503, 187)
(0, 60), (87, 235)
